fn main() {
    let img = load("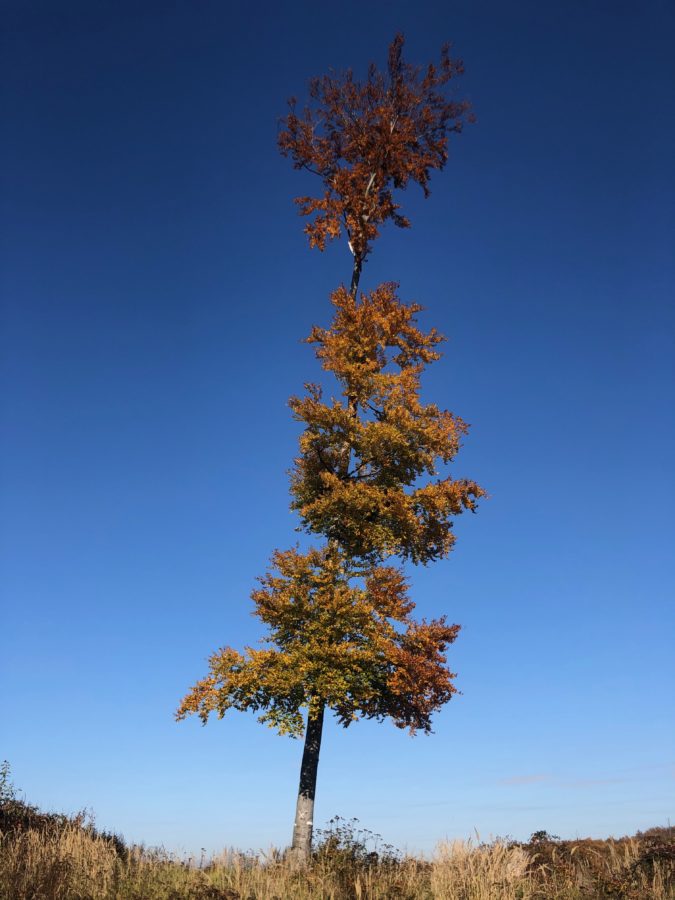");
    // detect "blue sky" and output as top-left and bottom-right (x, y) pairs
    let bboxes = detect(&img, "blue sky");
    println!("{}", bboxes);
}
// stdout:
(1, 0), (674, 855)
